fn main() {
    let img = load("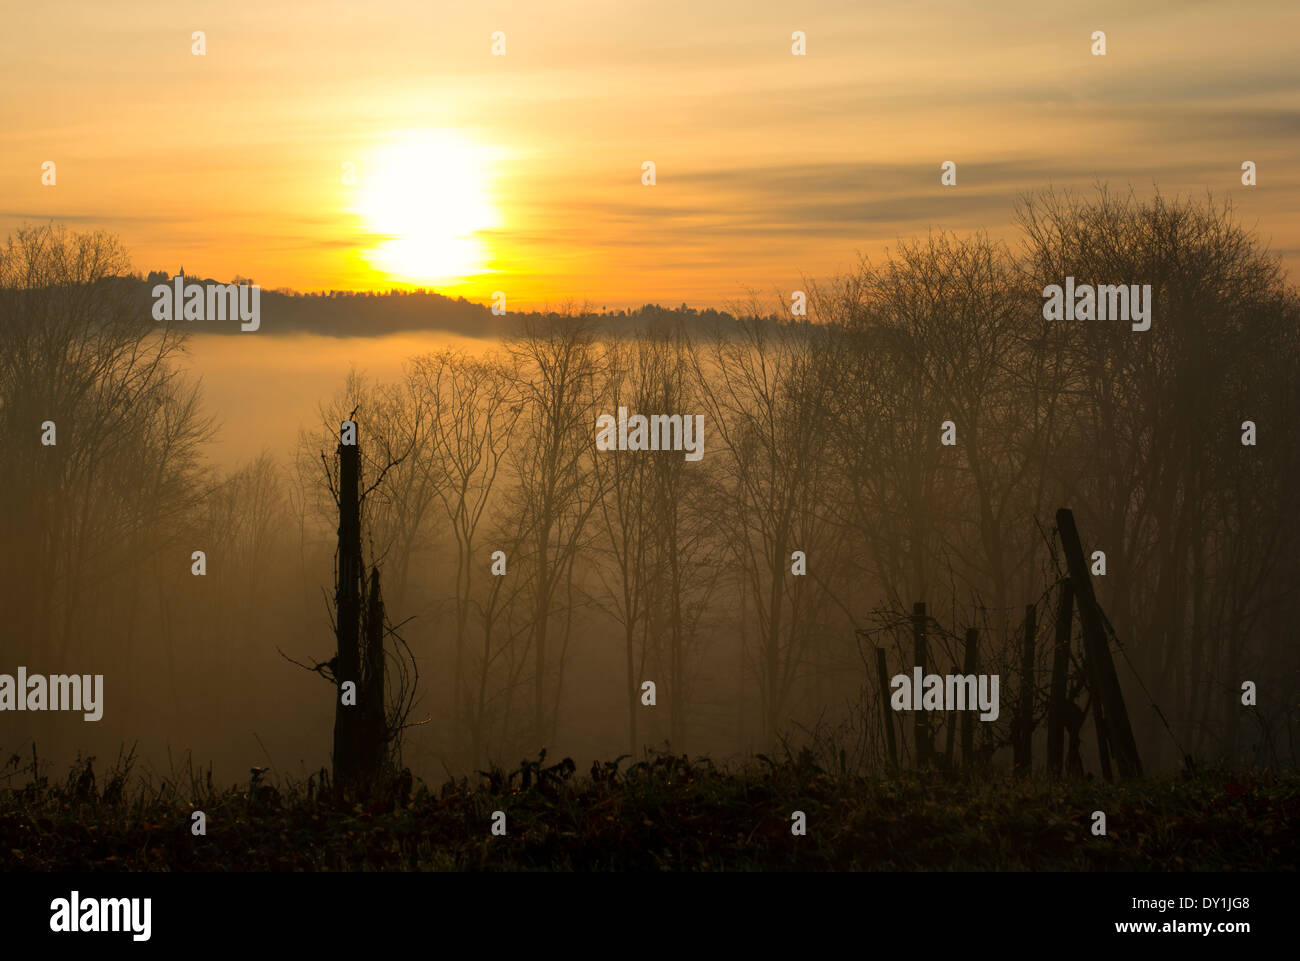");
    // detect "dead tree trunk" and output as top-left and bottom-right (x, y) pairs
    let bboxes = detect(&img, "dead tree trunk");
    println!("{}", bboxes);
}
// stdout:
(1047, 579), (1074, 776)
(1057, 508), (1143, 779)
(333, 421), (363, 796)
(358, 566), (387, 786)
